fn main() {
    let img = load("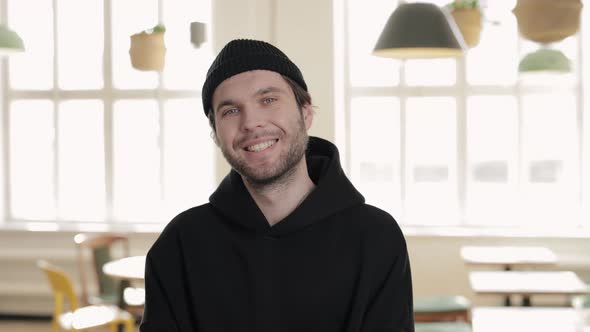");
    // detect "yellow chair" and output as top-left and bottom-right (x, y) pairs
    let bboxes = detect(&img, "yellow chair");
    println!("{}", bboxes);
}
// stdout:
(74, 232), (145, 318)
(37, 260), (135, 332)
